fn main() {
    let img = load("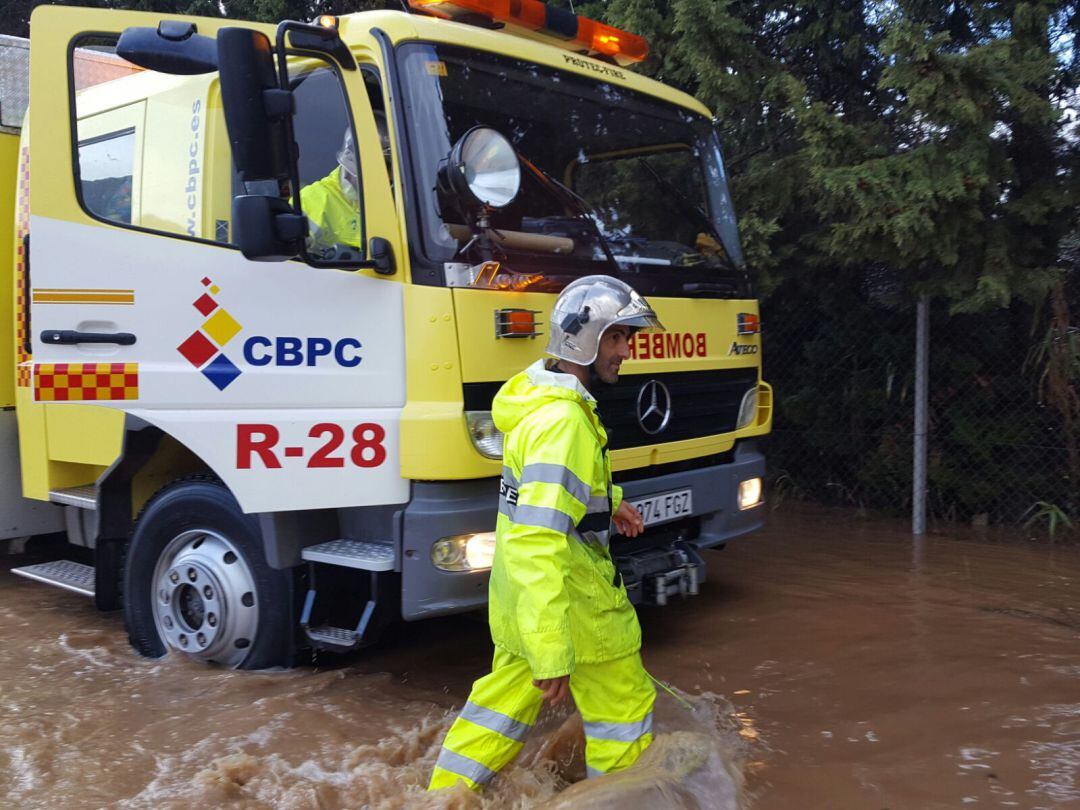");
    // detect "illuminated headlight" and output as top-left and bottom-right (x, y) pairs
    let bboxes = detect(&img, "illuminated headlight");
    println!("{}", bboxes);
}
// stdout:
(736, 386), (759, 429)
(738, 477), (763, 510)
(432, 532), (497, 572)
(465, 411), (504, 458)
